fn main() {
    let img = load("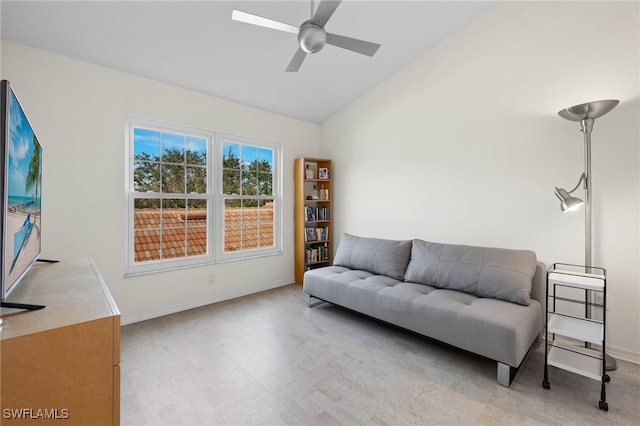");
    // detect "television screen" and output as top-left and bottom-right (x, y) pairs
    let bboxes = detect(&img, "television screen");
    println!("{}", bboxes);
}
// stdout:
(1, 79), (42, 301)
